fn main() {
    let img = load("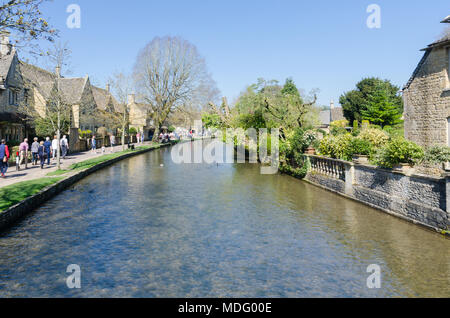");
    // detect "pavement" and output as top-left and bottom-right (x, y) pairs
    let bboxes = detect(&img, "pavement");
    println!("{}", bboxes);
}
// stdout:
(0, 142), (151, 189)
